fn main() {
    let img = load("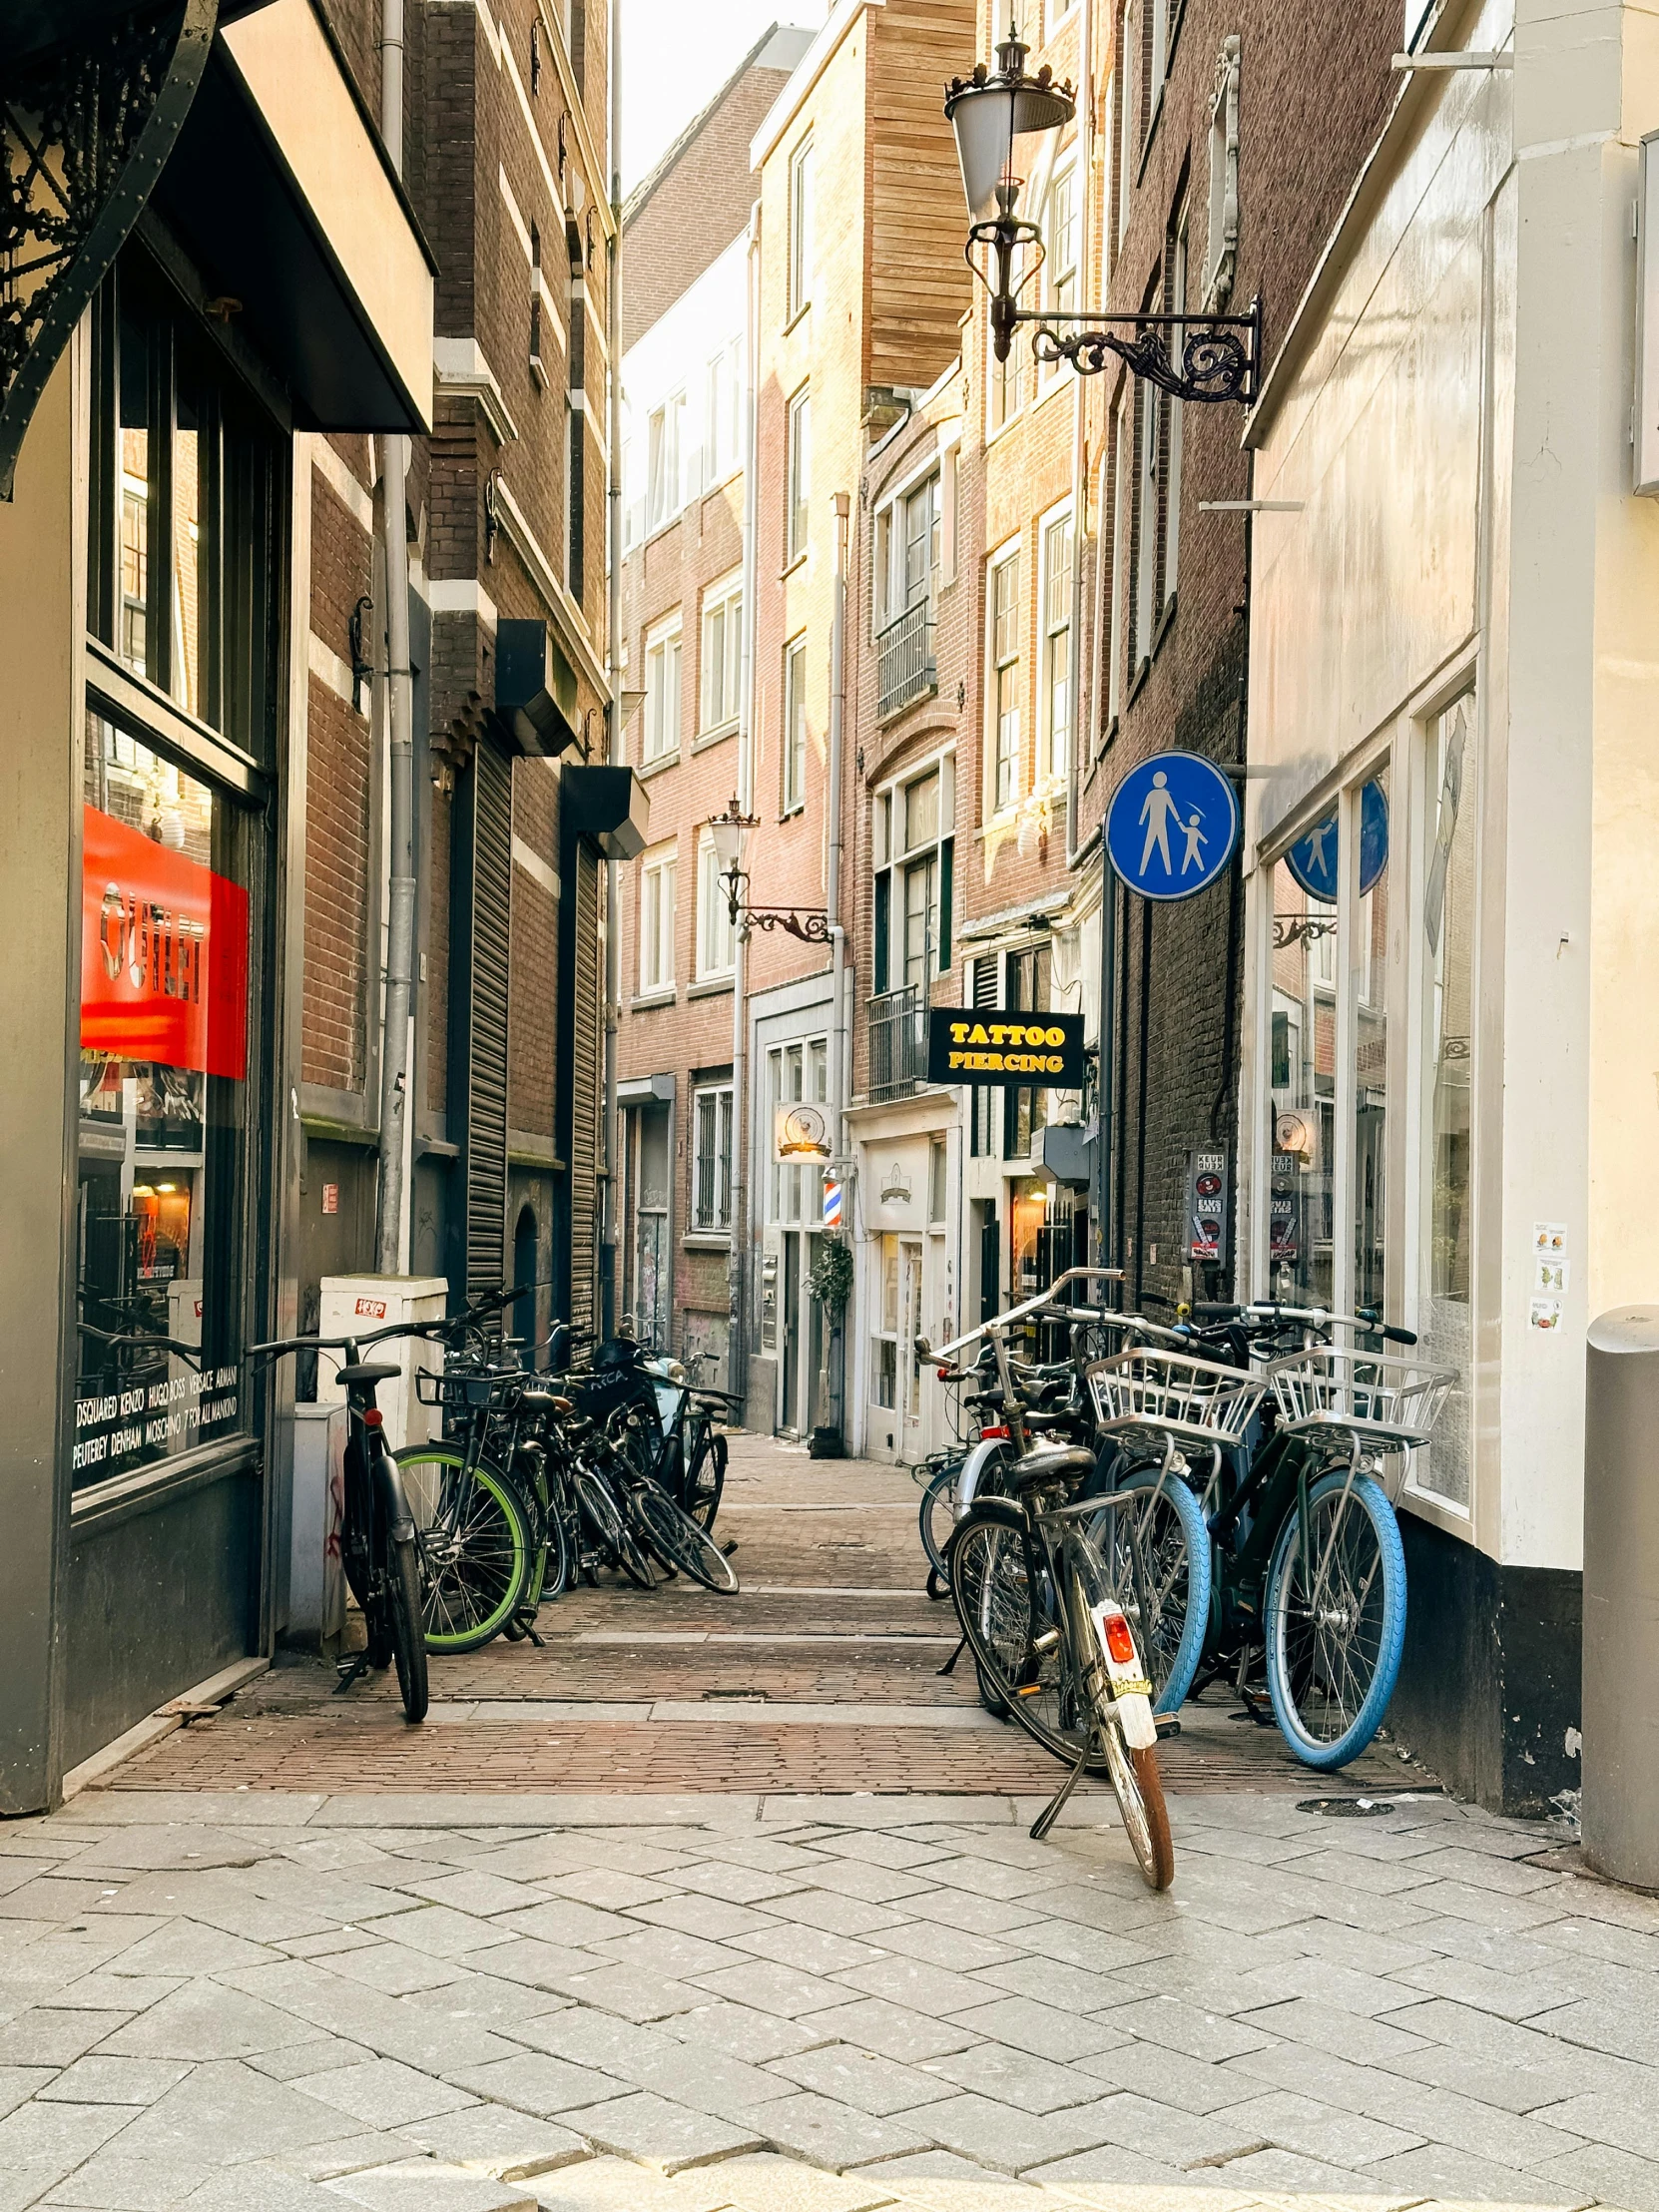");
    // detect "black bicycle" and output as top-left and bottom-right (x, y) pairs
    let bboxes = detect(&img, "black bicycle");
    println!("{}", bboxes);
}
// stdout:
(252, 1329), (429, 1722)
